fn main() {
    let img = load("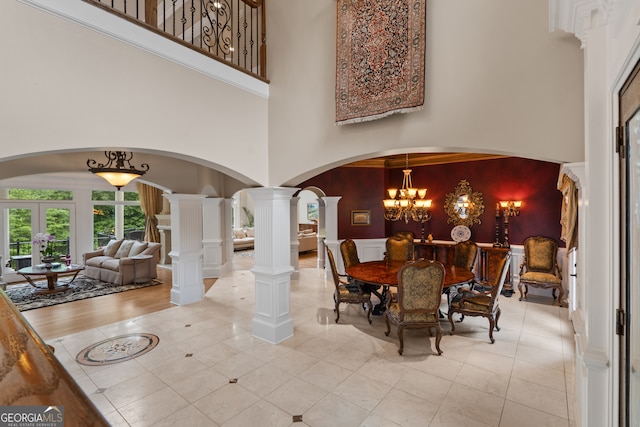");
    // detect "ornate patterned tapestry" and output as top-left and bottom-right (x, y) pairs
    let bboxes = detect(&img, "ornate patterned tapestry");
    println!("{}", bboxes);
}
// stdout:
(335, 0), (426, 125)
